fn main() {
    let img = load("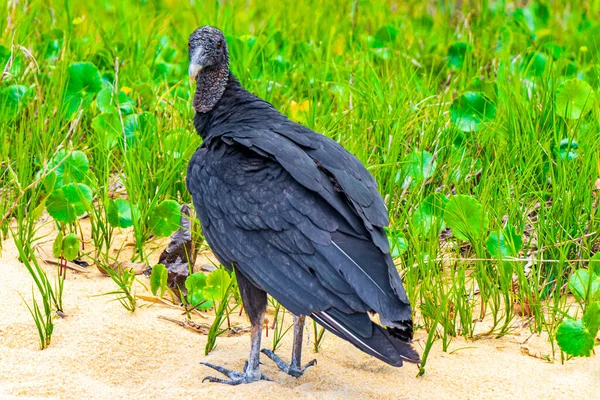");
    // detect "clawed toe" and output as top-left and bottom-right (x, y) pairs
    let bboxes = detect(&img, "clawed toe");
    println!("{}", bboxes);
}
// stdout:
(261, 348), (317, 378)
(200, 361), (272, 385)
(289, 358), (317, 377)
